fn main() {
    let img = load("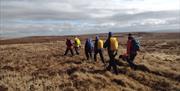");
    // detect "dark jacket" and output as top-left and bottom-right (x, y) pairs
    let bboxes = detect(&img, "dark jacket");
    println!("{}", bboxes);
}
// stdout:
(104, 32), (113, 51)
(66, 39), (73, 49)
(94, 39), (103, 51)
(104, 37), (111, 51)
